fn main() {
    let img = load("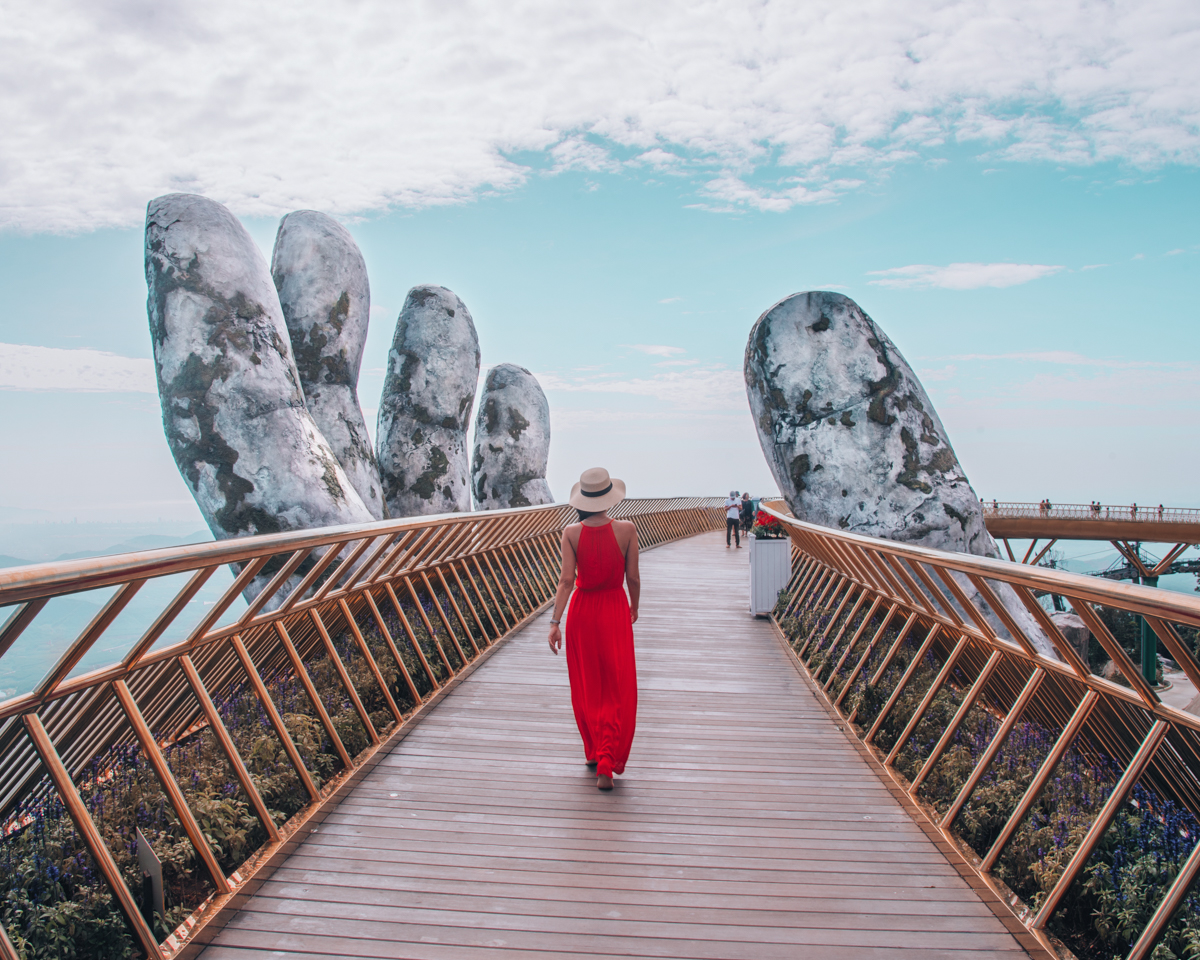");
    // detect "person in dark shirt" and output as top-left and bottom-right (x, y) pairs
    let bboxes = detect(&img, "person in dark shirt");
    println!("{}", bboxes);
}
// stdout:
(739, 492), (754, 534)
